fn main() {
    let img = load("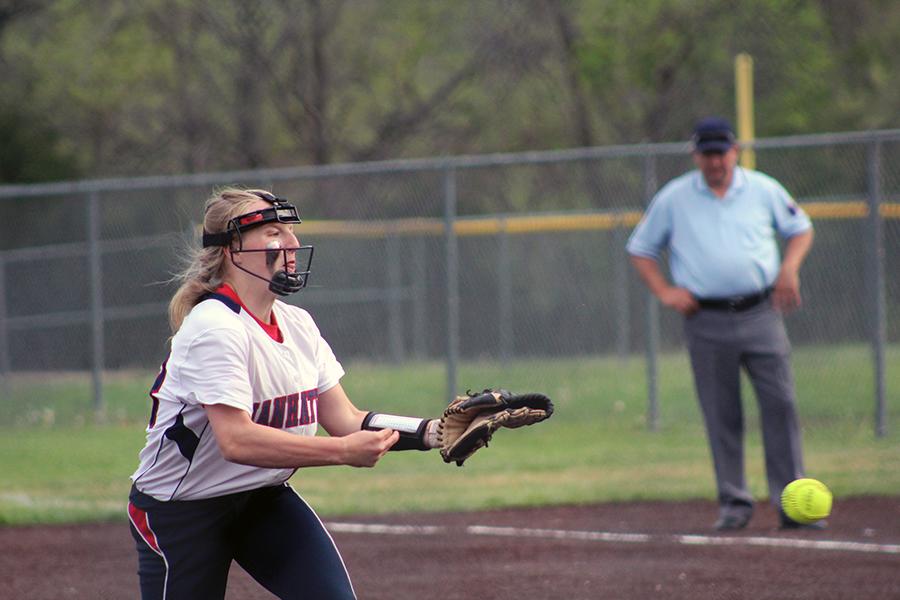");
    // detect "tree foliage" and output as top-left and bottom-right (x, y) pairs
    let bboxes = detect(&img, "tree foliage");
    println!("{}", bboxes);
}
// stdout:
(0, 0), (897, 182)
